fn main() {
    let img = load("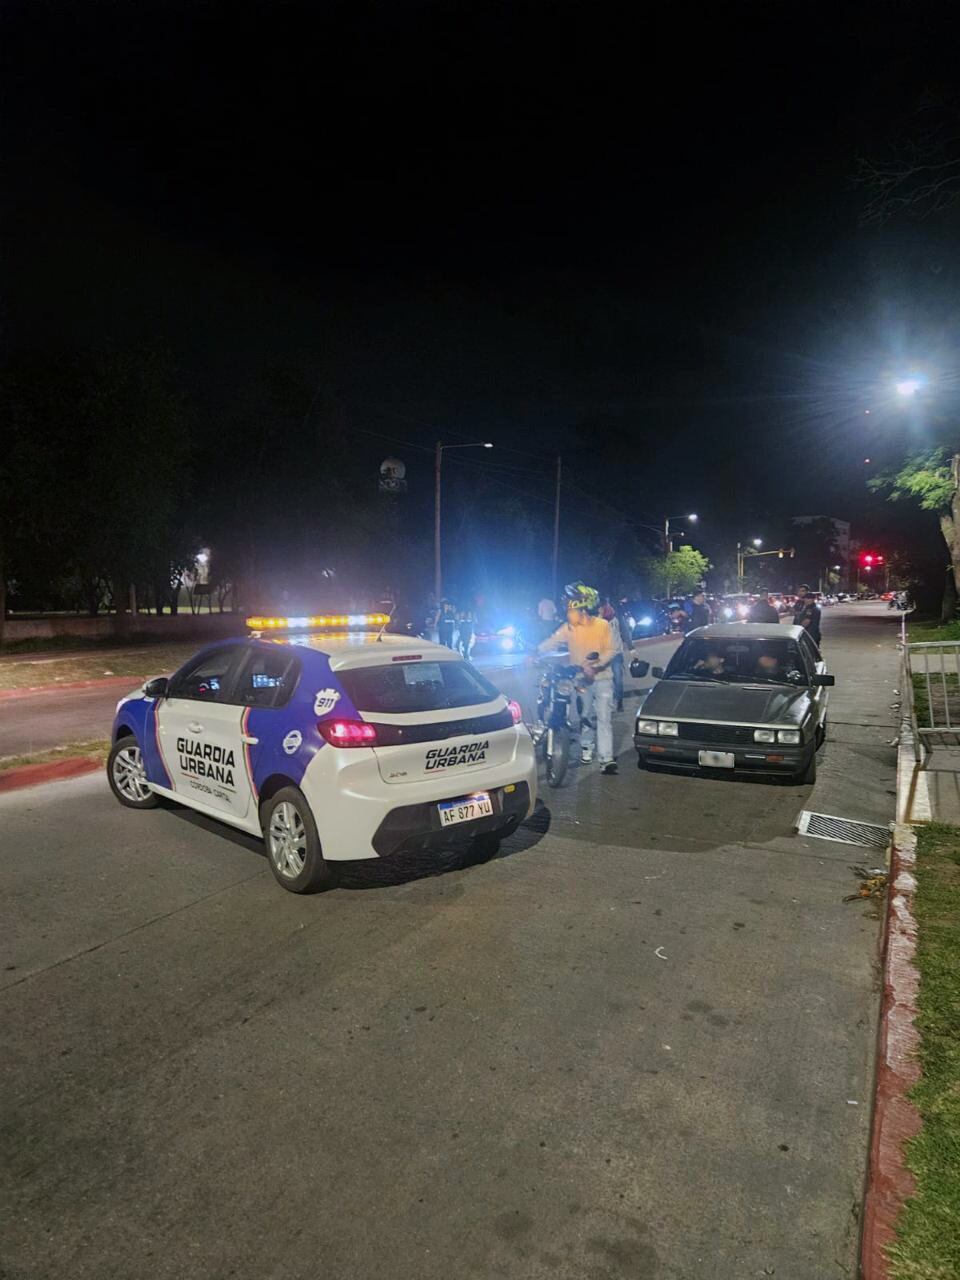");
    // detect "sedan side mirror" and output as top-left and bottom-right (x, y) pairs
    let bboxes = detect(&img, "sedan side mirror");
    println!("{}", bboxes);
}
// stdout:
(811, 673), (835, 687)
(143, 676), (169, 699)
(630, 658), (650, 678)
(651, 666), (665, 679)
